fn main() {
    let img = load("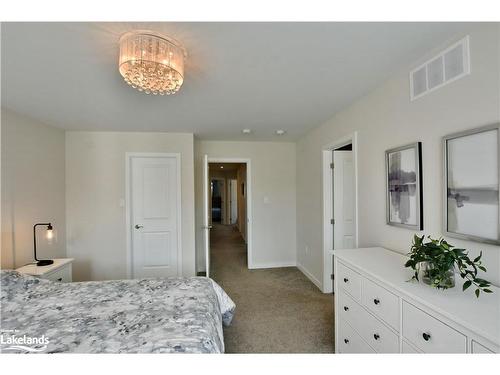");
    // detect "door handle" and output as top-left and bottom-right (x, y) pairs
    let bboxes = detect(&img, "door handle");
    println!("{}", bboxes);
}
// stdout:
(135, 224), (143, 229)
(203, 225), (213, 229)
